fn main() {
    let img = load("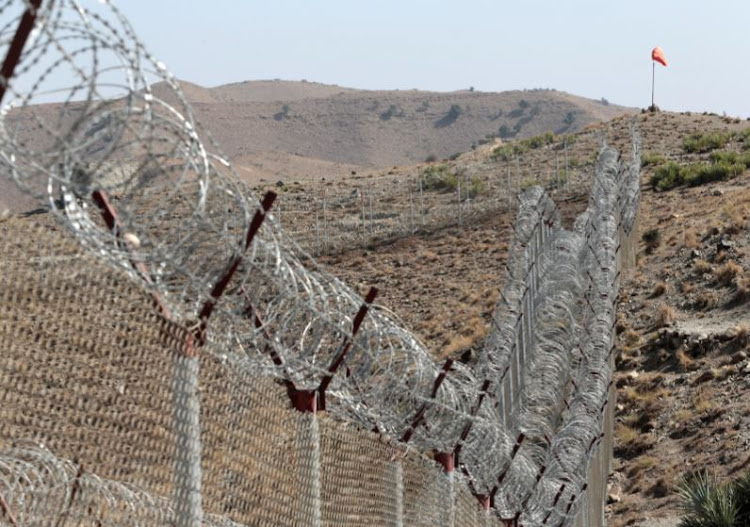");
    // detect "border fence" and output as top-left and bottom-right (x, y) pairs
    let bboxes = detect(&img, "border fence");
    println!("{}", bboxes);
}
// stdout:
(271, 139), (591, 257)
(0, 1), (640, 526)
